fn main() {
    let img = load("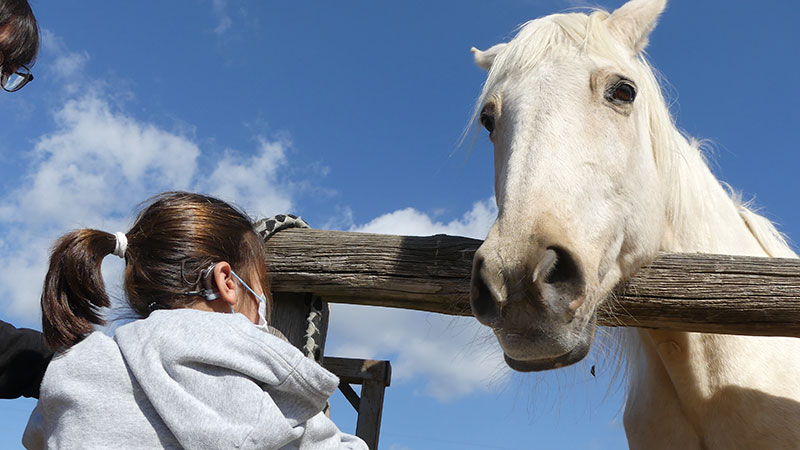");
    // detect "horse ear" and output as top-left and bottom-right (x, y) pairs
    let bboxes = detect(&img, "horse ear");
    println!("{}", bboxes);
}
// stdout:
(606, 0), (667, 54)
(471, 43), (507, 70)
